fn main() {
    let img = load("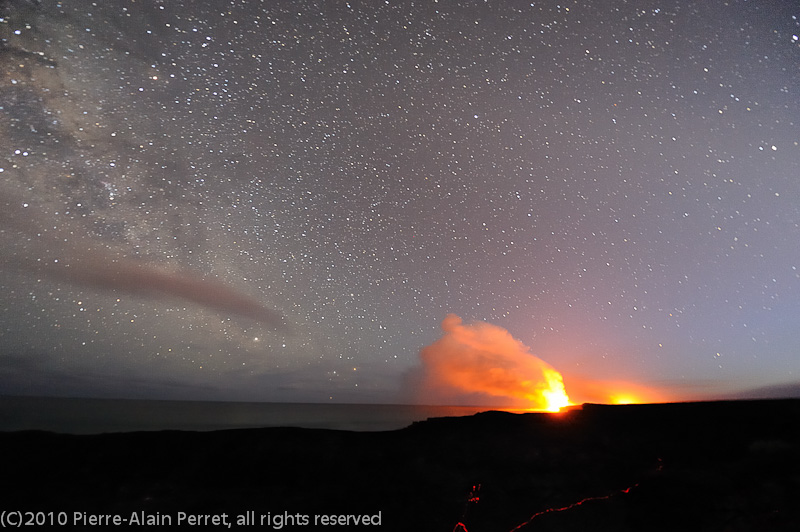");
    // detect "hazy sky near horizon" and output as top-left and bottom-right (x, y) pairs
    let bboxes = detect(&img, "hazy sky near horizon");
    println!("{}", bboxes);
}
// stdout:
(1, 0), (798, 404)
